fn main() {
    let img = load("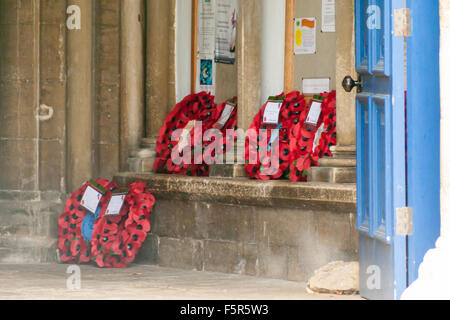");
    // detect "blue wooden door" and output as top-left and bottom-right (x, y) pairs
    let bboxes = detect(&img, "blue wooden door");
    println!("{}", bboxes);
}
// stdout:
(355, 0), (407, 300)
(405, 0), (440, 288)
